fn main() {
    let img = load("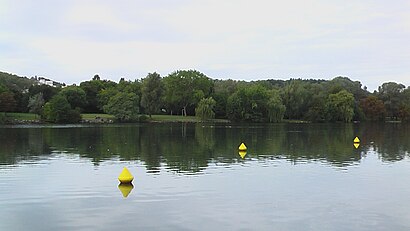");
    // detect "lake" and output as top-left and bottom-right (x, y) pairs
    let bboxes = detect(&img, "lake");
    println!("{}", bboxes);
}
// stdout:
(1, 123), (410, 230)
